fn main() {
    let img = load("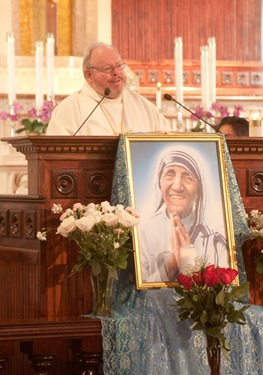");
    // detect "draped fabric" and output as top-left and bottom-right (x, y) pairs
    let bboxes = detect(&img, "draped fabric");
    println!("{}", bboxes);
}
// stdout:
(101, 135), (263, 375)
